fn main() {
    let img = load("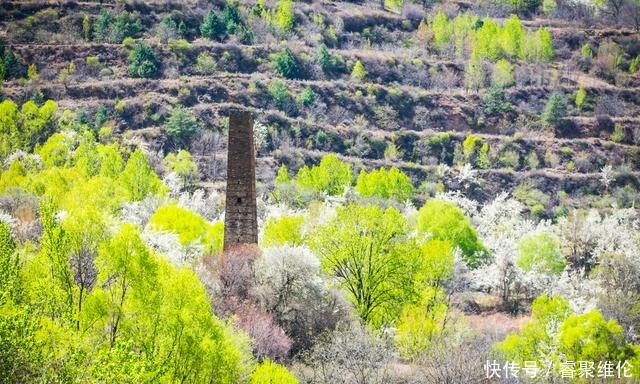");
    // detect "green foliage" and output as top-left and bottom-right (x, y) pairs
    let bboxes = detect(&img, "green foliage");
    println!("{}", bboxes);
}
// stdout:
(164, 150), (199, 188)
(462, 134), (483, 163)
(356, 166), (414, 201)
(428, 12), (553, 63)
(201, 10), (225, 40)
(395, 287), (449, 359)
(492, 59), (514, 87)
(128, 42), (158, 78)
(296, 154), (353, 195)
(3, 50), (19, 79)
(507, 0), (542, 14)
(267, 79), (294, 109)
(477, 143), (492, 169)
(483, 85), (512, 116)
(309, 204), (418, 326)
(274, 0), (295, 32)
(27, 64), (38, 80)
(297, 87), (315, 106)
(250, 359), (299, 384)
(384, 0), (404, 11)
(542, 92), (567, 126)
(263, 215), (305, 247)
(273, 48), (302, 79)
(496, 295), (636, 372)
(0, 99), (58, 158)
(610, 122), (625, 142)
(517, 232), (565, 274)
(194, 52), (217, 75)
(575, 85), (587, 110)
(164, 106), (198, 146)
(276, 164), (291, 183)
(581, 43), (594, 59)
(93, 9), (141, 43)
(317, 44), (342, 74)
(542, 0), (557, 14)
(150, 205), (223, 253)
(351, 60), (367, 81)
(465, 52), (485, 91)
(118, 149), (163, 201)
(416, 199), (488, 268)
